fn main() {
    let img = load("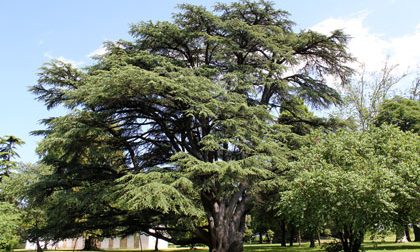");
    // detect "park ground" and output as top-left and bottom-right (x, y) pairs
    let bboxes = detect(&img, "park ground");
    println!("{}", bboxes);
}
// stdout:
(15, 242), (420, 252)
(241, 242), (420, 252)
(15, 232), (420, 252)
